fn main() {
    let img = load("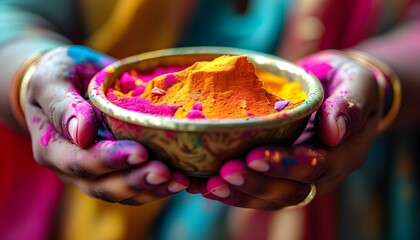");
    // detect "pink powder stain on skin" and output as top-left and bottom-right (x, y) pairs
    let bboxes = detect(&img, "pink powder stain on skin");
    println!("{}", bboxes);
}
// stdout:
(40, 125), (56, 146)
(31, 116), (41, 124)
(301, 62), (333, 79)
